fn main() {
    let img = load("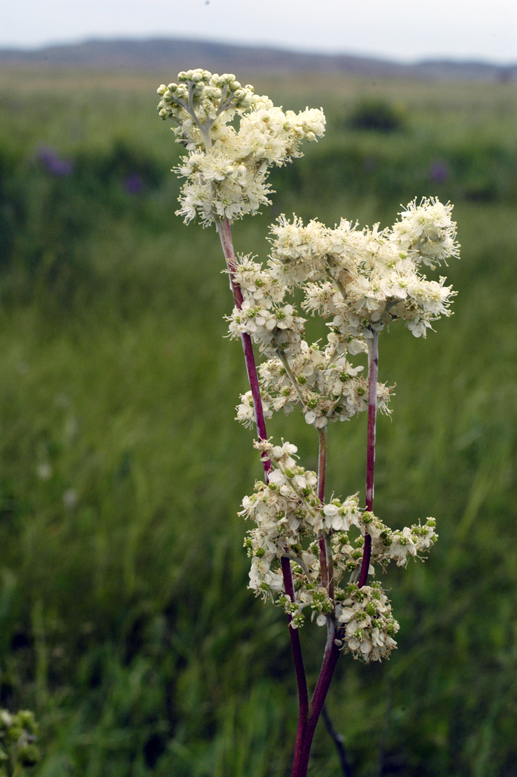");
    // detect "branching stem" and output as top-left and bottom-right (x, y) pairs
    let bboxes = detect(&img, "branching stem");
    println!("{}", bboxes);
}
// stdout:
(290, 428), (343, 777)
(216, 218), (349, 777)
(293, 621), (341, 776)
(216, 216), (309, 768)
(276, 347), (307, 409)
